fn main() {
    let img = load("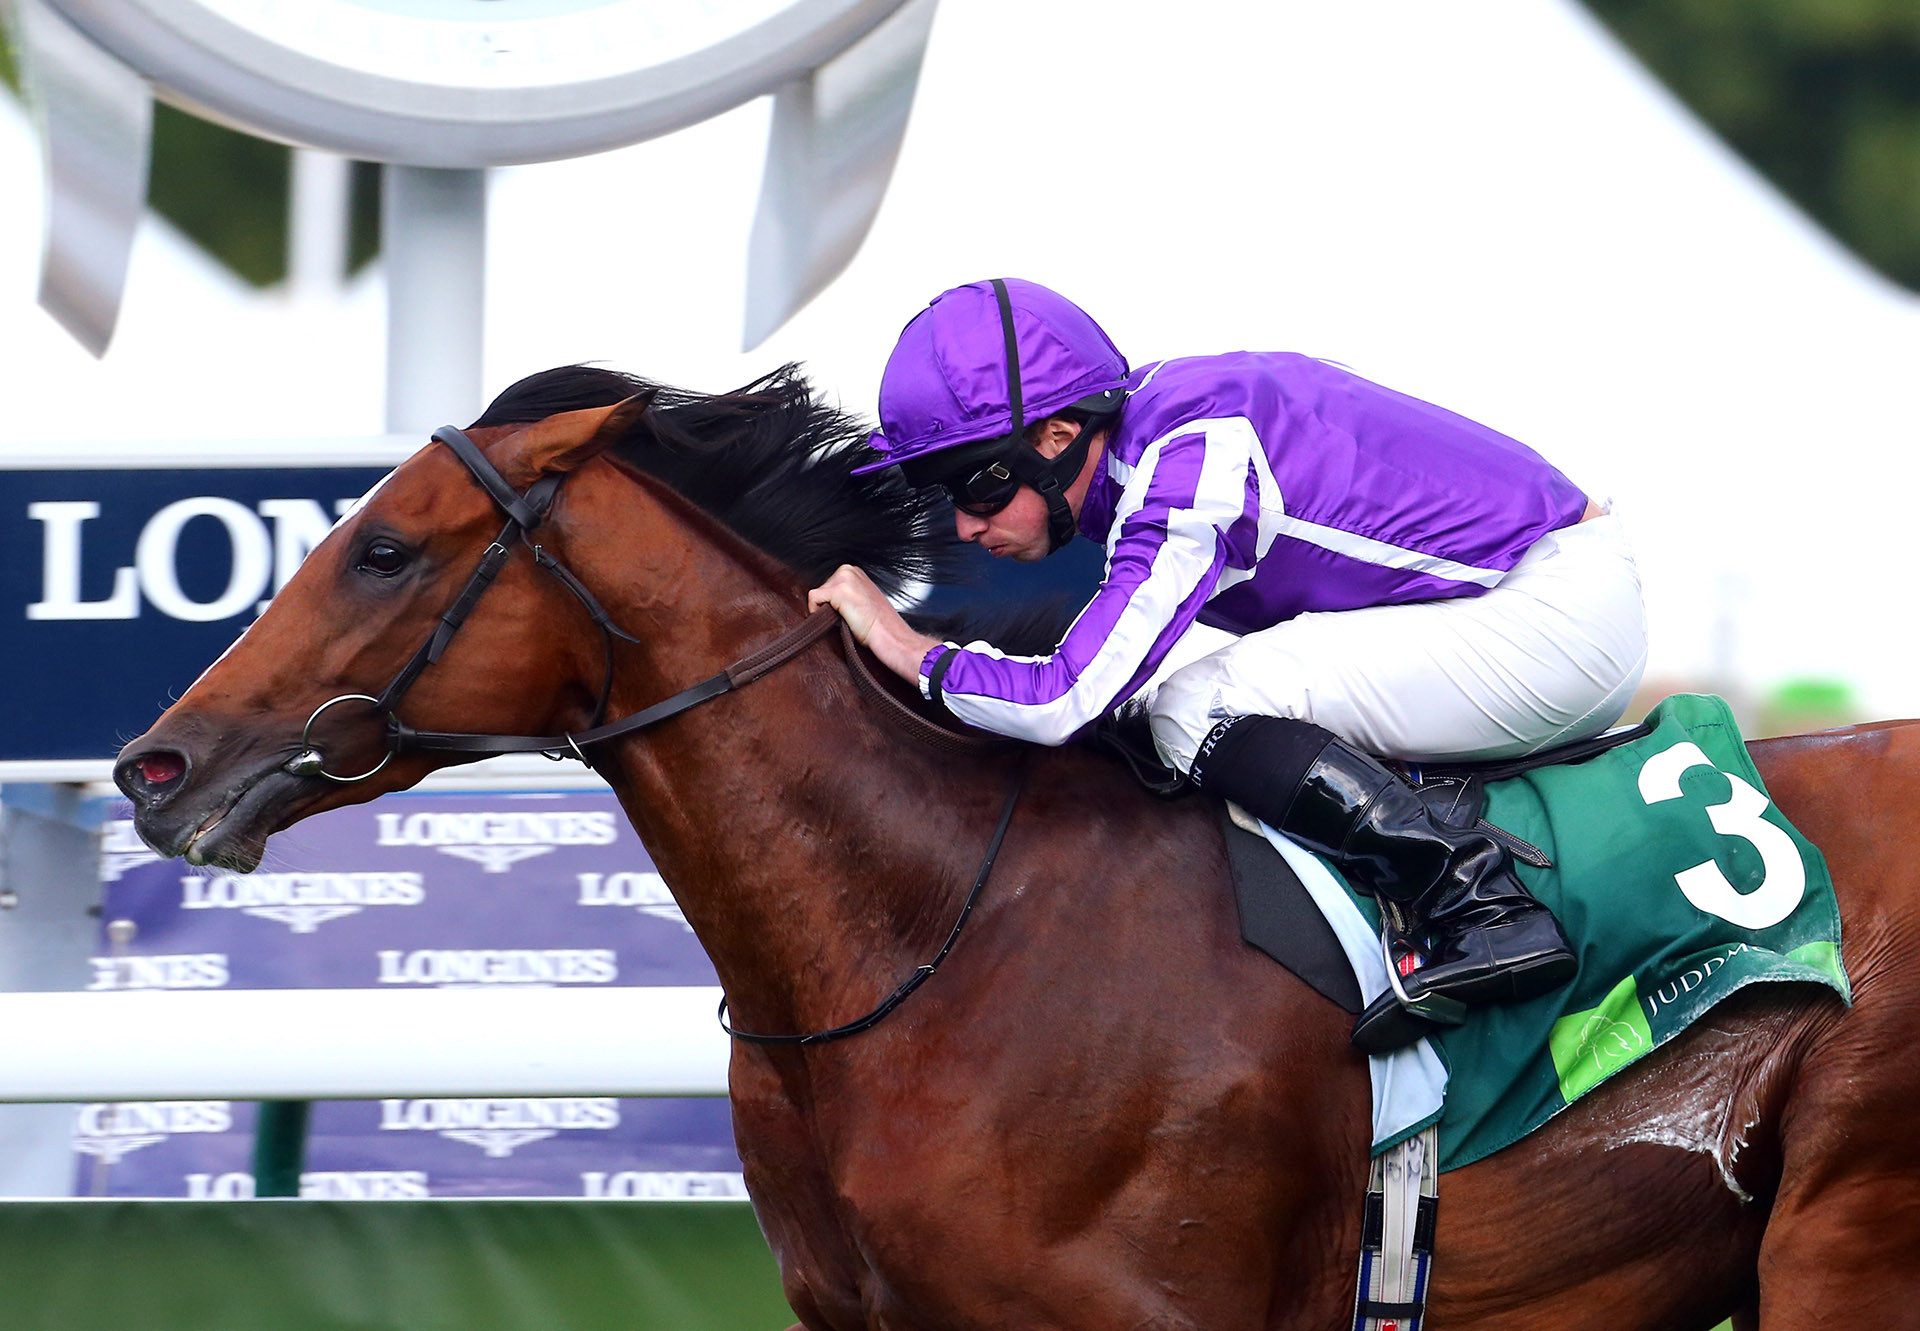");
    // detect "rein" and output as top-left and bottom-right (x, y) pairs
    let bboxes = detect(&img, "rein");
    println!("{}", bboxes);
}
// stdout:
(392, 612), (839, 761)
(286, 423), (1022, 1045)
